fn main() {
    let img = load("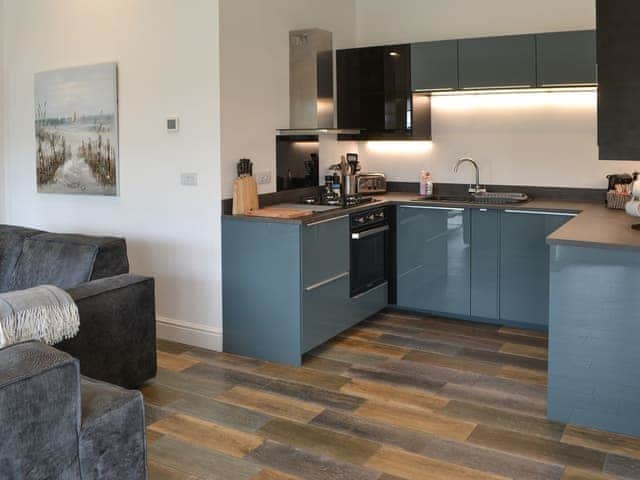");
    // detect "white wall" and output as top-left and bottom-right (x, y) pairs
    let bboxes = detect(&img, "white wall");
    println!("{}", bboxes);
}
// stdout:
(355, 0), (597, 46)
(220, 0), (357, 199)
(353, 0), (639, 188)
(2, 0), (222, 349)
